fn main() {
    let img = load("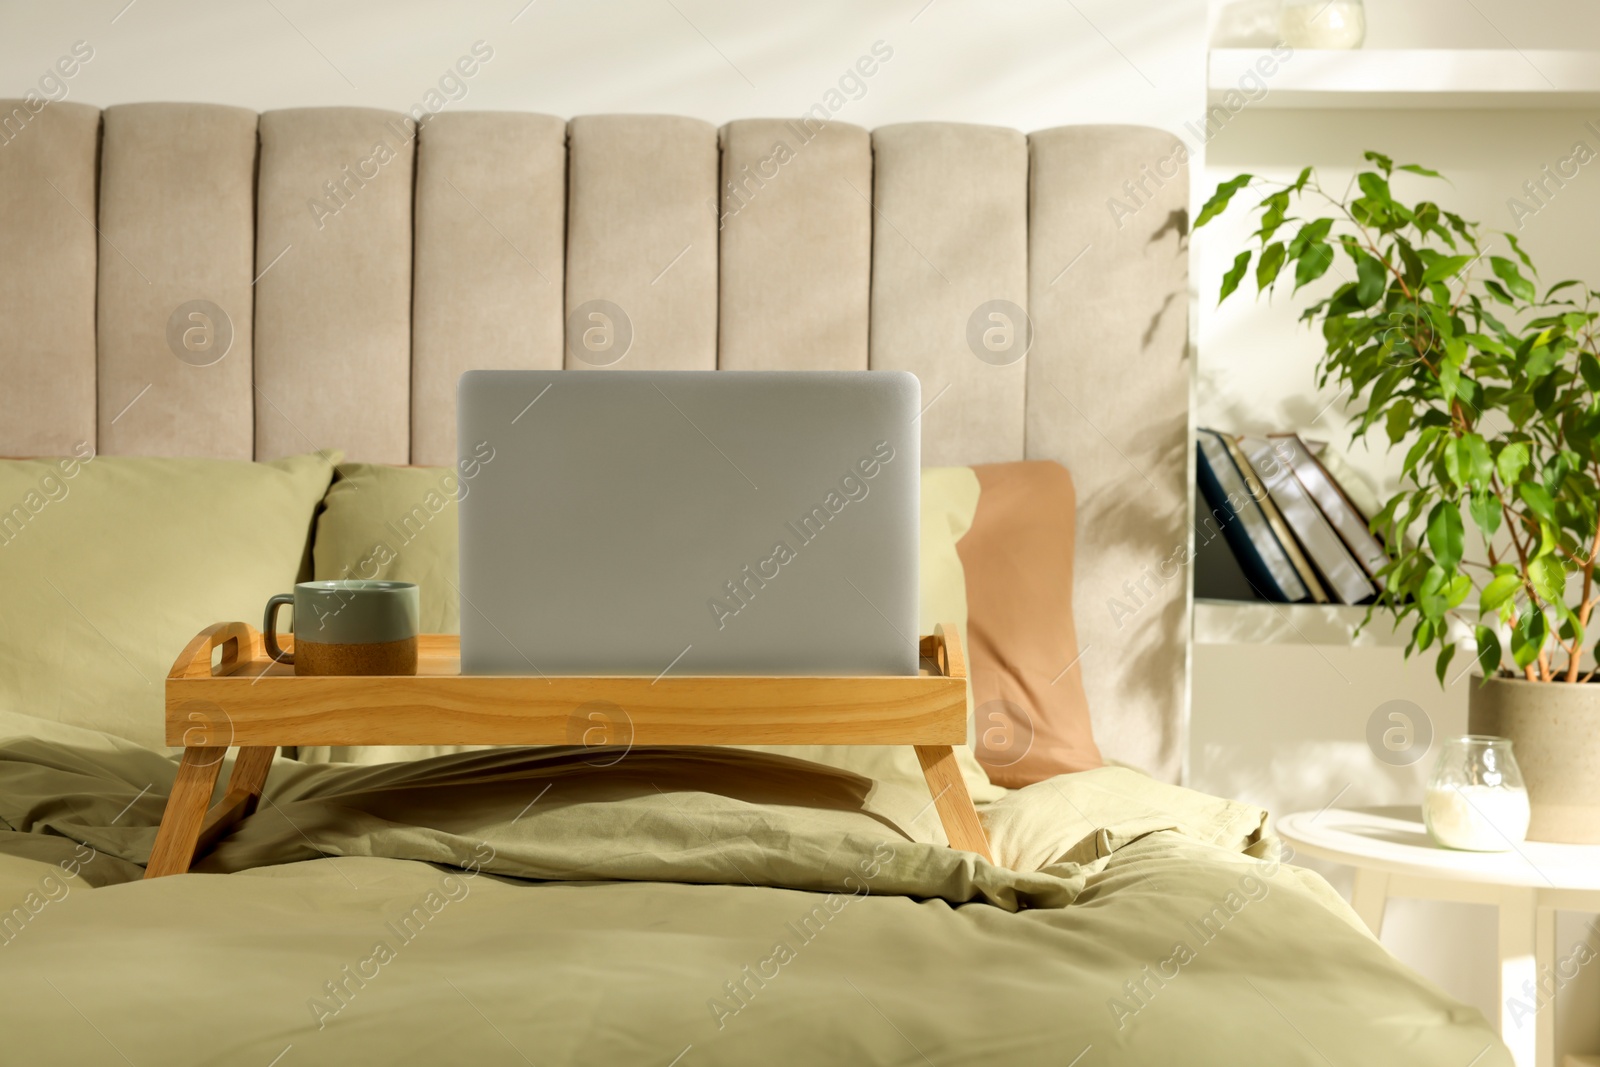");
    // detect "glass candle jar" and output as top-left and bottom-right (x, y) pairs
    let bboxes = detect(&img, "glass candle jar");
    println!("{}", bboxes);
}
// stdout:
(1279, 0), (1367, 49)
(1423, 736), (1531, 851)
